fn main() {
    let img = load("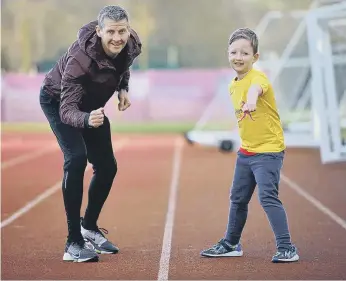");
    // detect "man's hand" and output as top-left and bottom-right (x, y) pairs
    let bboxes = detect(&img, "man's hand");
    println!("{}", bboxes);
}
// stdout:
(88, 107), (104, 128)
(118, 90), (131, 111)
